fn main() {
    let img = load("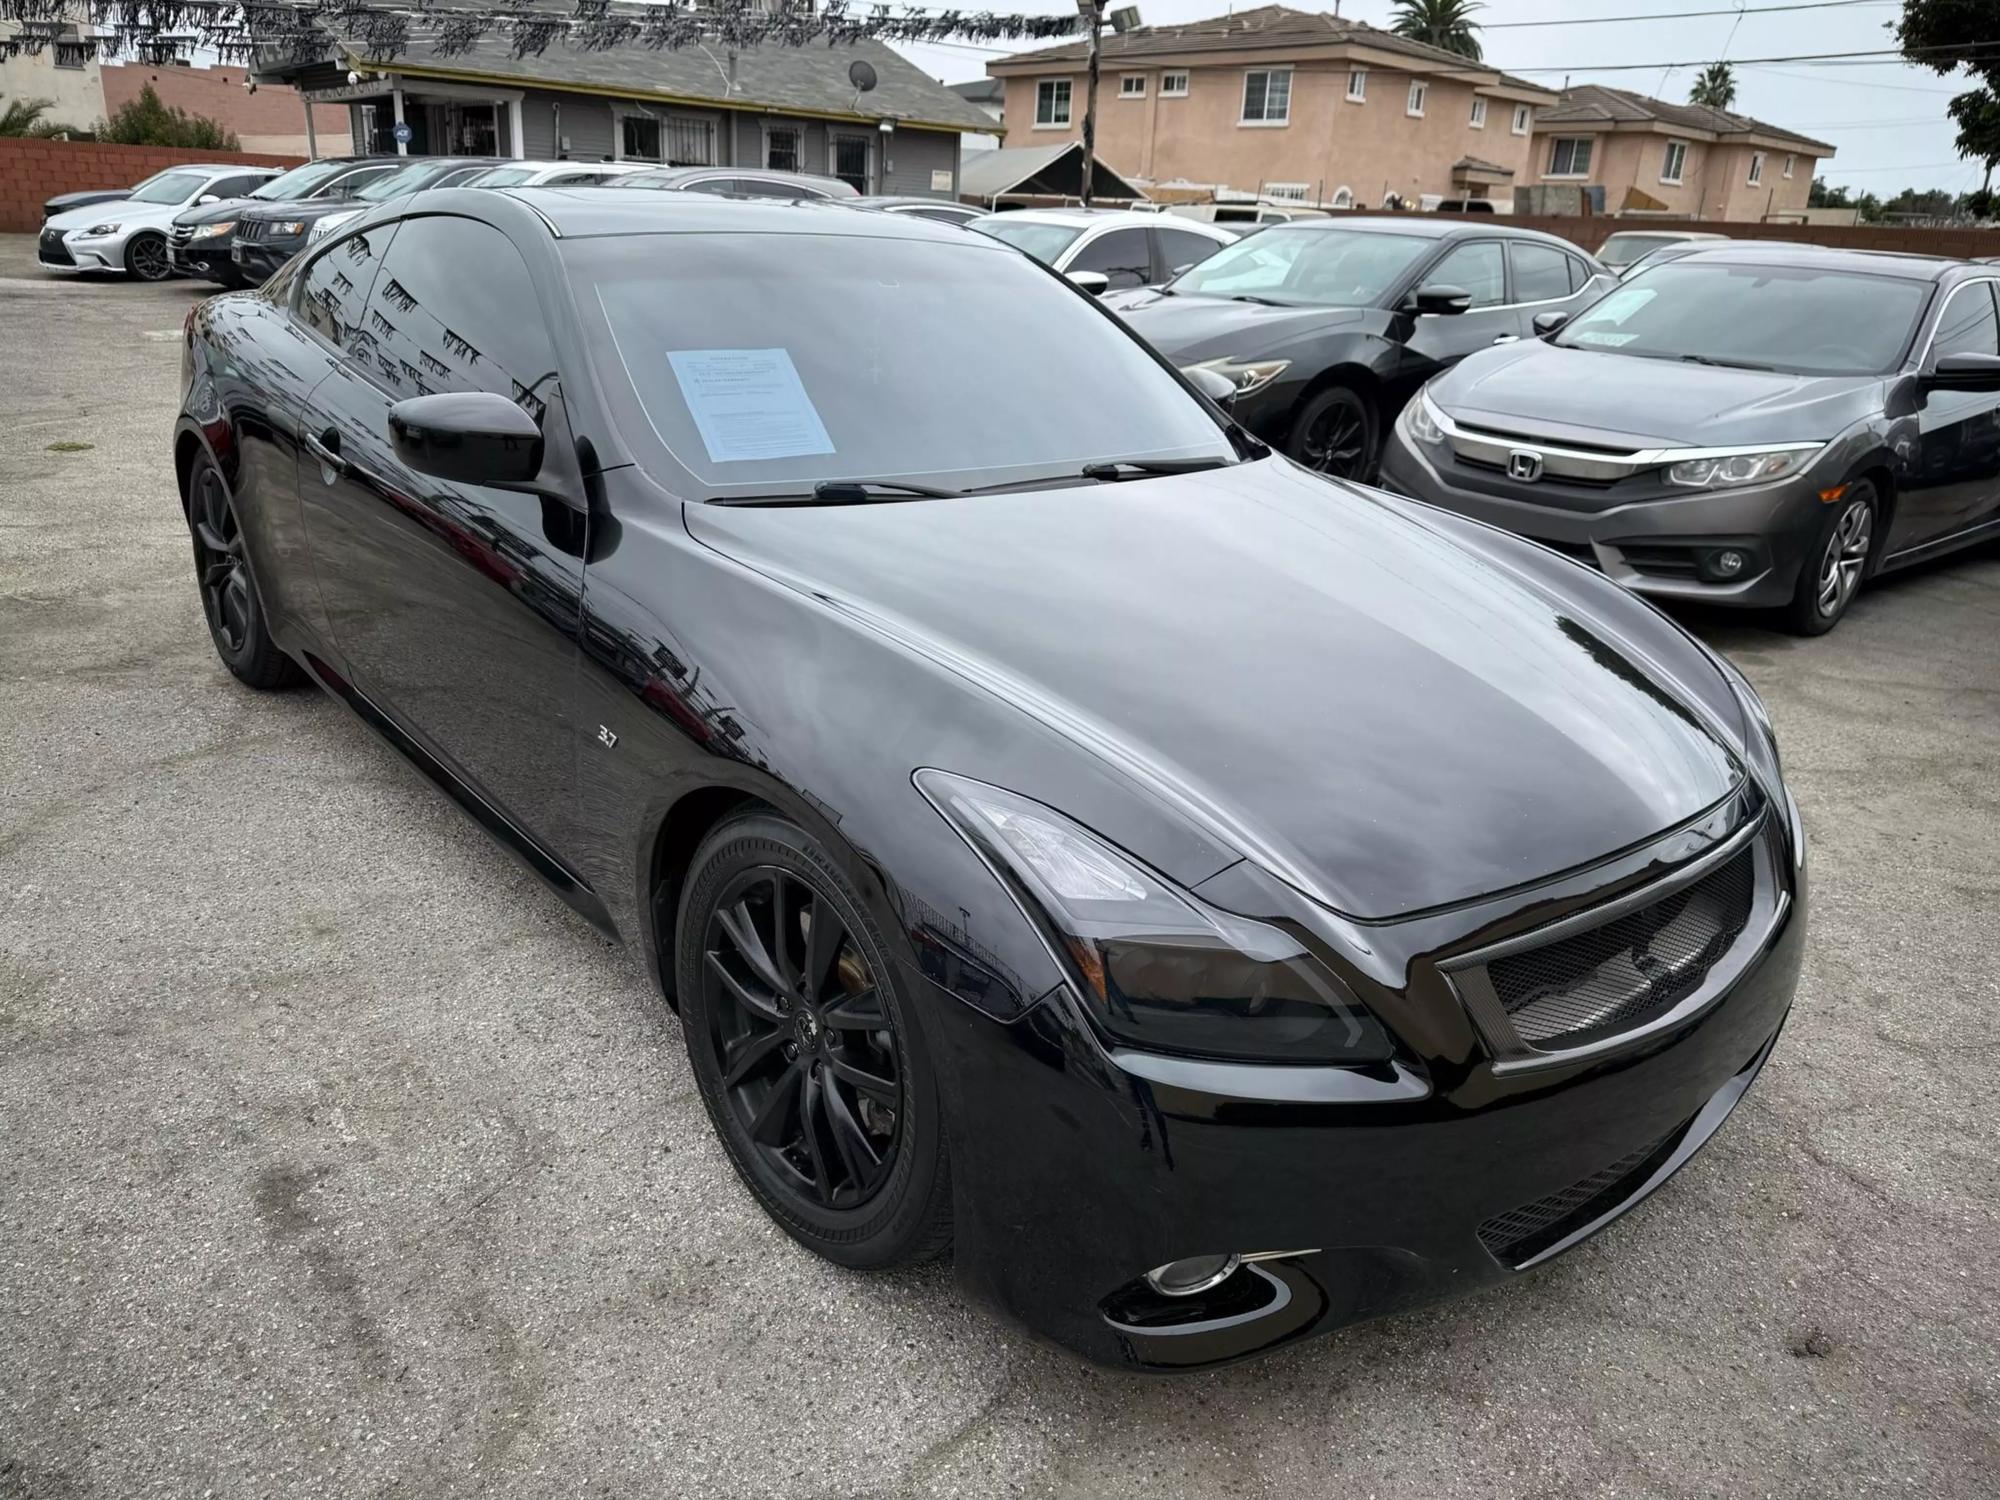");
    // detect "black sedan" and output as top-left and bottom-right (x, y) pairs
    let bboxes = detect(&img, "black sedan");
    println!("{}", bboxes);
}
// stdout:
(228, 157), (494, 282)
(1108, 218), (1613, 480)
(174, 188), (1804, 1369)
(171, 156), (400, 287)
